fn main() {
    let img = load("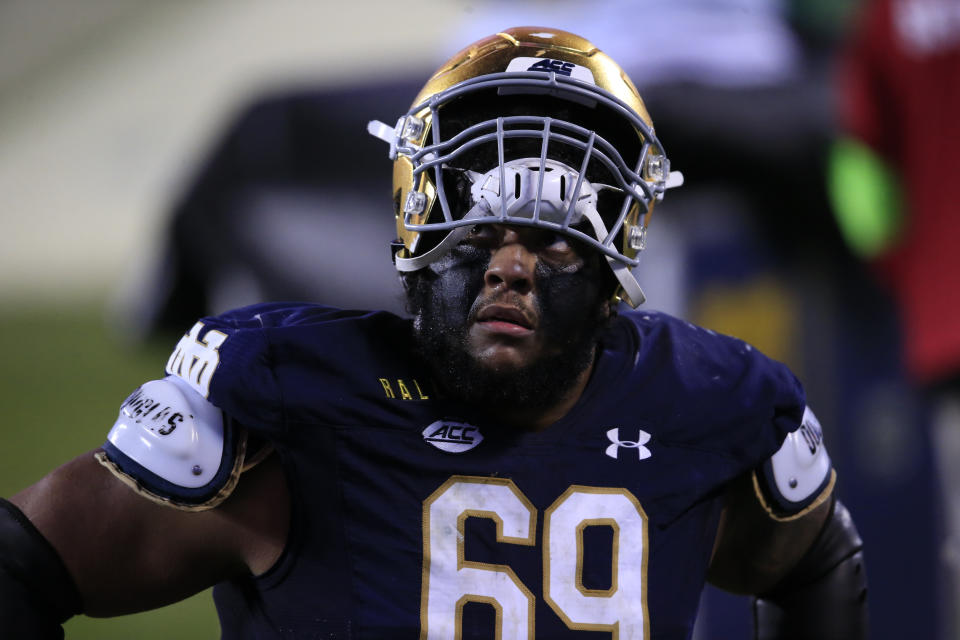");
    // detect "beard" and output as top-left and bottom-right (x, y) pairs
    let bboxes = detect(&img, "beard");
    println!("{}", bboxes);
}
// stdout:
(405, 244), (611, 414)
